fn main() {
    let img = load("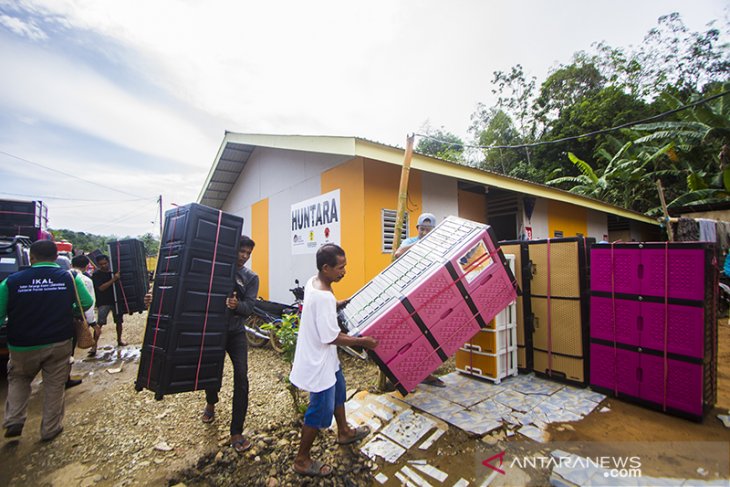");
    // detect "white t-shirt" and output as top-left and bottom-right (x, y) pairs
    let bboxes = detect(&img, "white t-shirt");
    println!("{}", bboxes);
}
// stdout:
(75, 271), (97, 324)
(289, 276), (341, 393)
